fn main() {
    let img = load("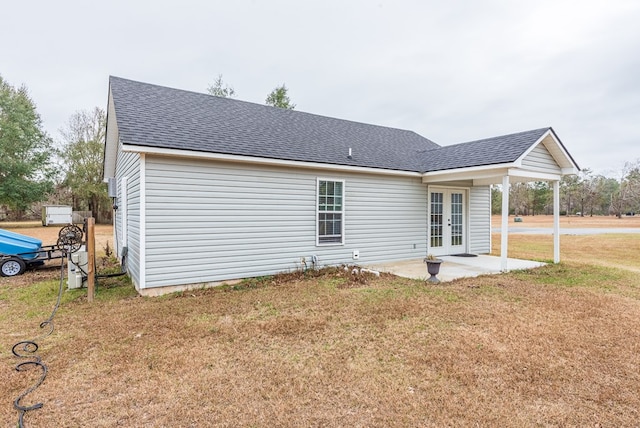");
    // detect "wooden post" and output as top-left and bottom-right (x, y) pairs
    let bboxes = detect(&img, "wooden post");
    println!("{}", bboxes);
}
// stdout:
(87, 217), (96, 302)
